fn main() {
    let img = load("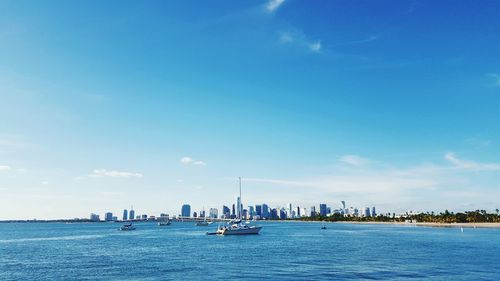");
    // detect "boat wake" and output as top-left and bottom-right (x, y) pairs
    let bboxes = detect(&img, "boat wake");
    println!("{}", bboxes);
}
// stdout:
(0, 234), (106, 244)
